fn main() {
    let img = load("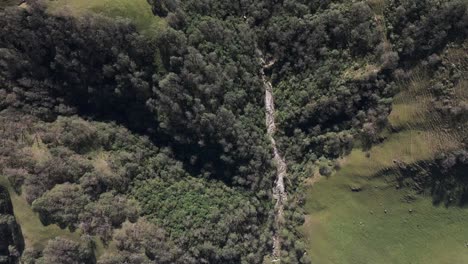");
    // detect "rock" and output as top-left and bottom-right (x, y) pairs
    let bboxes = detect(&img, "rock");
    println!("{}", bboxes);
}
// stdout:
(350, 185), (362, 192)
